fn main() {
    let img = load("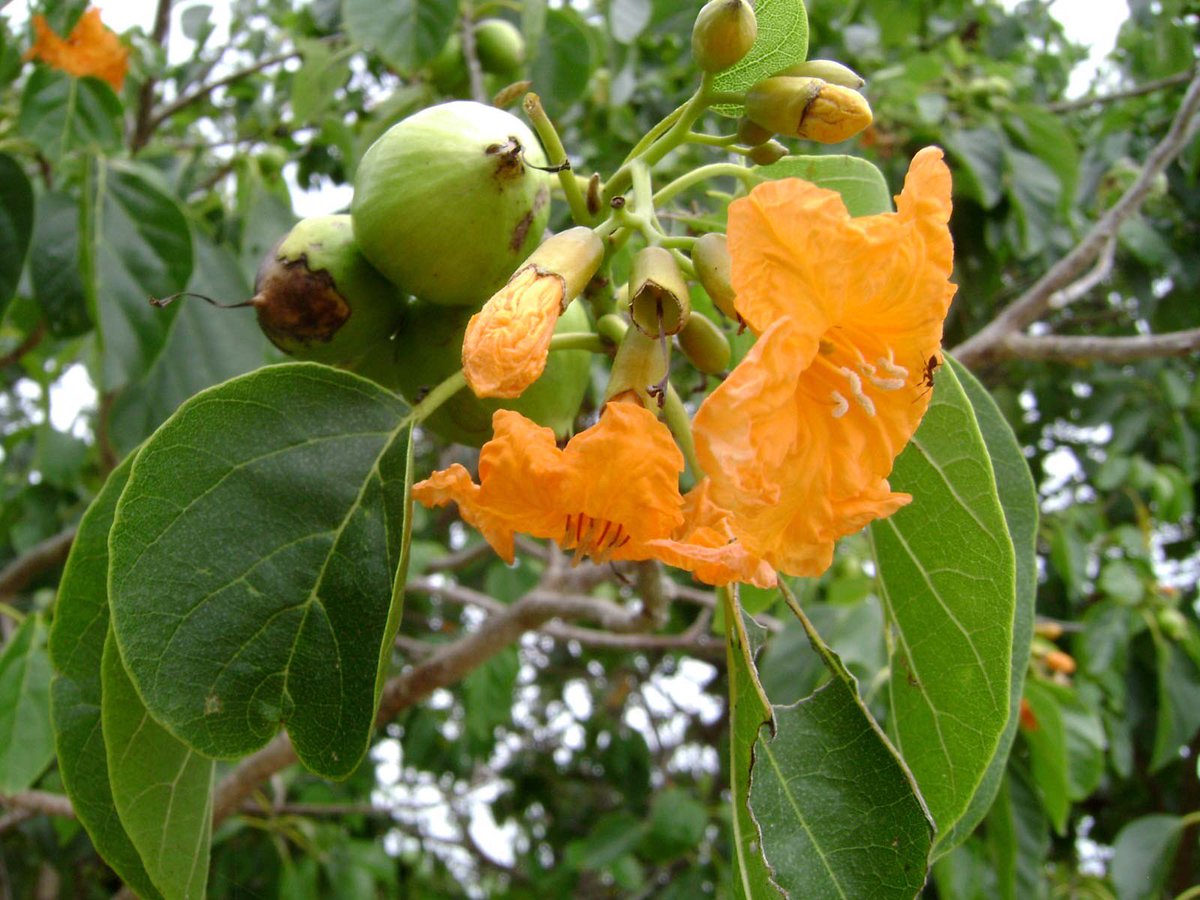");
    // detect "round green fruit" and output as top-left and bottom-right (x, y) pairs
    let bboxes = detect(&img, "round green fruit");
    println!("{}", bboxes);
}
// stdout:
(252, 215), (406, 365)
(351, 101), (552, 307)
(474, 18), (525, 76)
(354, 300), (592, 446)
